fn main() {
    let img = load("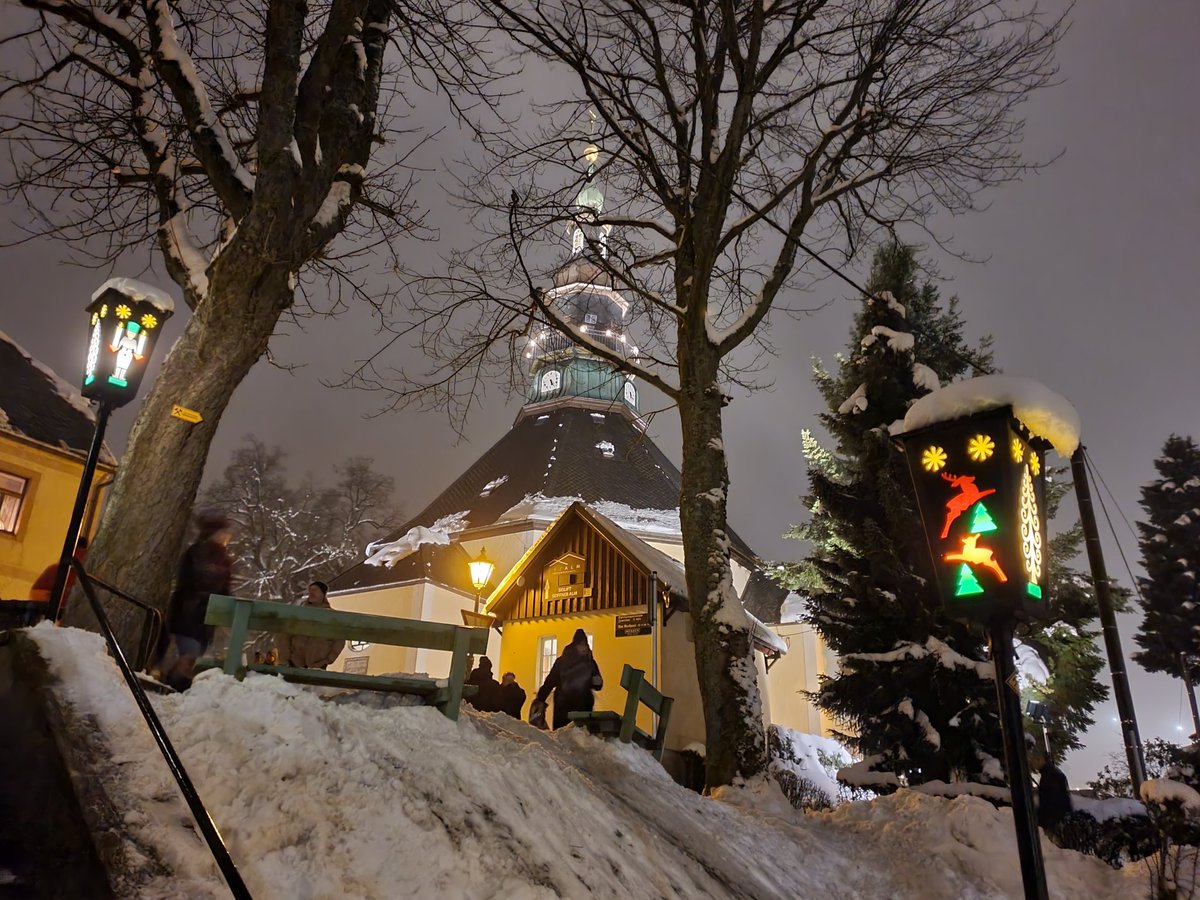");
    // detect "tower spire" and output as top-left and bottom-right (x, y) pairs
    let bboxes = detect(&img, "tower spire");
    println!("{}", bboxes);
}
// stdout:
(571, 109), (610, 258)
